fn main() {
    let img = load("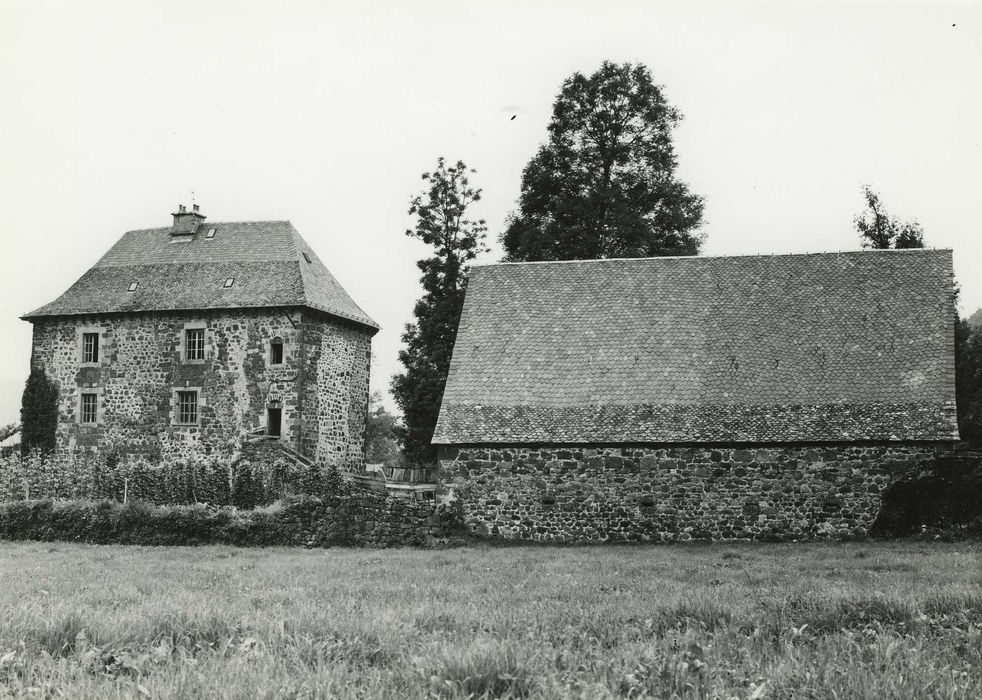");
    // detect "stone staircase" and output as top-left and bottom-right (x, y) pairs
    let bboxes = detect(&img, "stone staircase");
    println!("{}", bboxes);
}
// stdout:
(241, 430), (388, 493)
